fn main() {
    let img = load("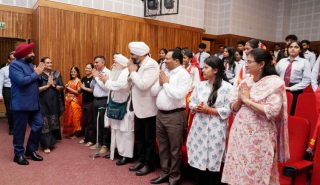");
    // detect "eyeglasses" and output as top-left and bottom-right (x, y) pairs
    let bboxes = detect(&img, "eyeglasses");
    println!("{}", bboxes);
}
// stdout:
(245, 60), (256, 65)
